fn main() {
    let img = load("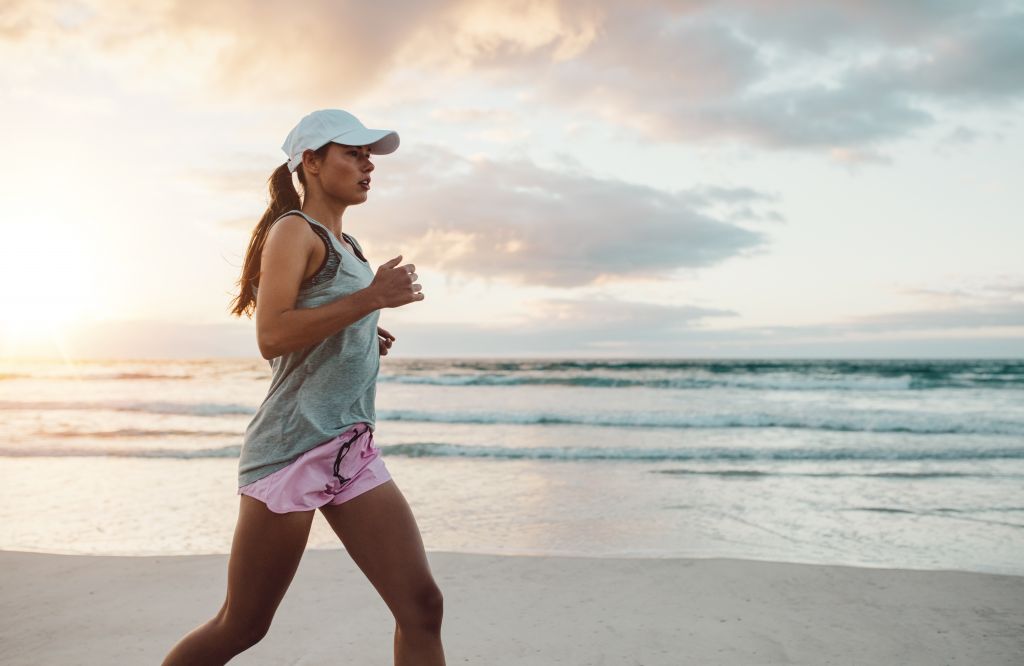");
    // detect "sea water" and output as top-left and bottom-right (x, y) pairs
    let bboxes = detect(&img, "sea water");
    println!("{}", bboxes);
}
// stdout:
(0, 357), (1021, 575)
